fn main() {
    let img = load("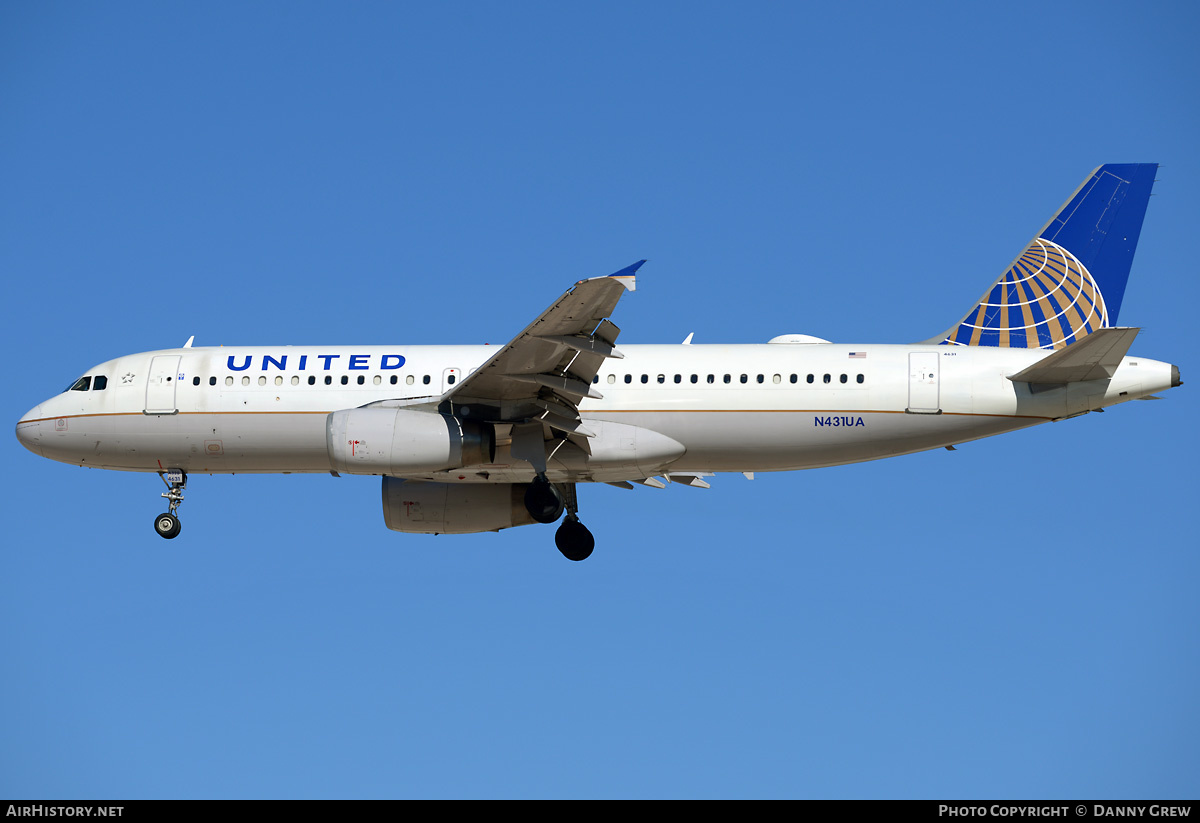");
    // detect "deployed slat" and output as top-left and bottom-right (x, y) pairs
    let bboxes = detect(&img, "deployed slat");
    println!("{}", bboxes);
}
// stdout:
(506, 373), (603, 400)
(593, 319), (621, 348)
(531, 397), (580, 420)
(540, 410), (595, 437)
(535, 335), (623, 359)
